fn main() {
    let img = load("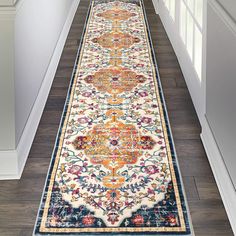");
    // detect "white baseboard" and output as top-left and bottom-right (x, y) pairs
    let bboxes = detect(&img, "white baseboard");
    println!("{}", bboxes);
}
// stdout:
(0, 150), (19, 179)
(201, 117), (236, 235)
(0, 0), (80, 180)
(152, 0), (159, 14)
